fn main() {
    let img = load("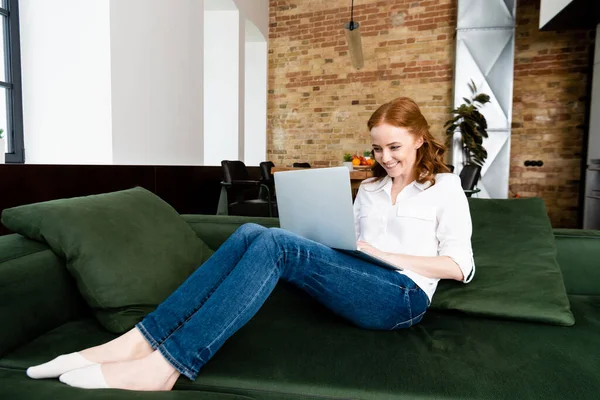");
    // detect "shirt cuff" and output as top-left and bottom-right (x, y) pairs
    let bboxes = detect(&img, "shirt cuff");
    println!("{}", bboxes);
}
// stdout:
(439, 249), (475, 283)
